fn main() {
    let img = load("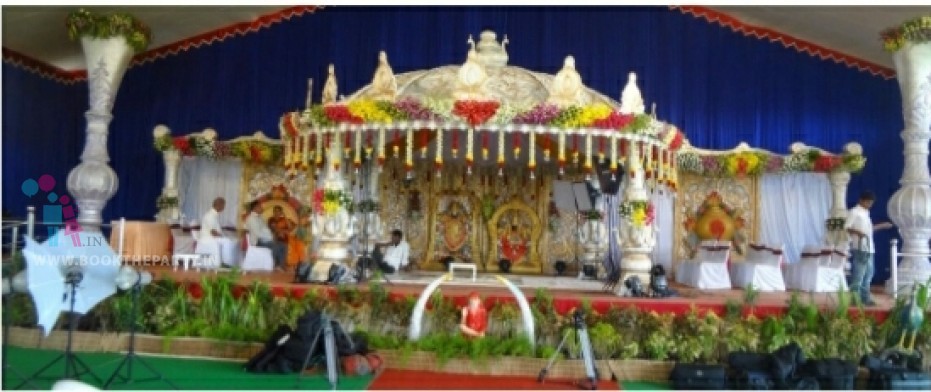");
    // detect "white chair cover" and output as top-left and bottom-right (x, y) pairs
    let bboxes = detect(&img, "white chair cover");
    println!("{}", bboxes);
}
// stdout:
(731, 243), (786, 292)
(241, 234), (274, 272)
(680, 240), (732, 290)
(786, 245), (847, 292)
(192, 230), (224, 269)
